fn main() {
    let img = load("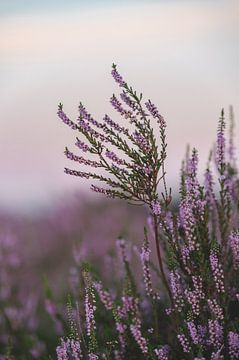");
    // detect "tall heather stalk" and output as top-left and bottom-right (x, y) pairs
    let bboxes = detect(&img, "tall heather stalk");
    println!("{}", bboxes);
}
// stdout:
(58, 64), (172, 305)
(58, 66), (239, 359)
